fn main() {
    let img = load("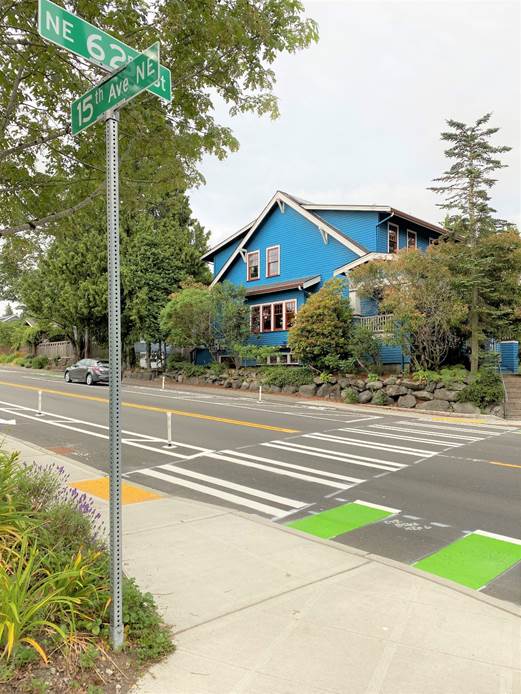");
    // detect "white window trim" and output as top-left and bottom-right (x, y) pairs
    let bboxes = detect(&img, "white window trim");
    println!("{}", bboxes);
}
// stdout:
(406, 229), (417, 250)
(388, 222), (399, 254)
(246, 250), (260, 281)
(250, 299), (297, 334)
(428, 236), (437, 246)
(265, 244), (281, 278)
